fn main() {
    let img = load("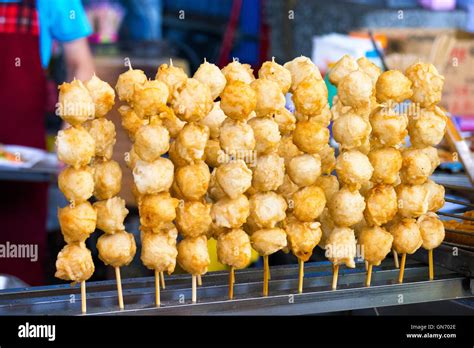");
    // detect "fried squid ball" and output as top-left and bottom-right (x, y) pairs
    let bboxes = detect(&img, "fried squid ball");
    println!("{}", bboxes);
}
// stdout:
(97, 231), (136, 267)
(358, 226), (393, 266)
(388, 218), (422, 254)
(325, 227), (356, 268)
(175, 122), (210, 163)
(115, 68), (147, 102)
(176, 161), (210, 201)
(284, 56), (322, 91)
(134, 124), (170, 162)
(277, 174), (299, 202)
(250, 228), (287, 256)
(211, 194), (250, 228)
(200, 102), (226, 139)
(155, 62), (188, 102)
(408, 106), (447, 148)
(370, 106), (408, 147)
(168, 141), (189, 168)
(58, 166), (94, 203)
(357, 57), (381, 87)
(176, 201), (212, 238)
(248, 117), (281, 154)
(205, 139), (228, 168)
(423, 179), (445, 212)
(172, 78), (213, 122)
(93, 160), (122, 200)
(291, 185), (326, 222)
(55, 243), (94, 282)
(375, 70), (413, 103)
(249, 192), (287, 228)
(251, 78), (285, 117)
(58, 202), (97, 243)
(328, 187), (365, 227)
(364, 185), (398, 226)
(417, 212), (445, 250)
(221, 60), (254, 84)
(278, 135), (302, 167)
(333, 113), (371, 150)
(141, 227), (178, 274)
(336, 150), (373, 190)
(58, 79), (95, 126)
(219, 119), (255, 159)
(405, 62), (444, 107)
(217, 229), (251, 268)
(220, 80), (257, 121)
(288, 154), (321, 187)
(138, 192), (179, 228)
(177, 235), (210, 275)
(208, 168), (227, 201)
(292, 76), (328, 116)
(368, 147), (402, 184)
(400, 148), (432, 185)
(94, 197), (129, 234)
(338, 70), (372, 109)
(133, 158), (174, 195)
(328, 54), (359, 87)
(117, 105), (145, 141)
(273, 107), (296, 135)
(258, 59), (292, 93)
(292, 120), (329, 154)
(284, 216), (322, 261)
(85, 74), (115, 118)
(84, 118), (116, 159)
(318, 144), (336, 175)
(193, 60), (226, 100)
(396, 184), (429, 218)
(315, 175), (339, 202)
(252, 153), (285, 192)
(56, 126), (95, 169)
(216, 159), (252, 199)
